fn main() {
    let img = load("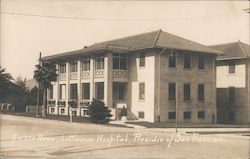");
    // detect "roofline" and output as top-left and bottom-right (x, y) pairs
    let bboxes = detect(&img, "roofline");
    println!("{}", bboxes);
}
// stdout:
(42, 45), (221, 61)
(153, 29), (161, 47)
(216, 56), (249, 61)
(208, 41), (241, 47)
(238, 41), (249, 57)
